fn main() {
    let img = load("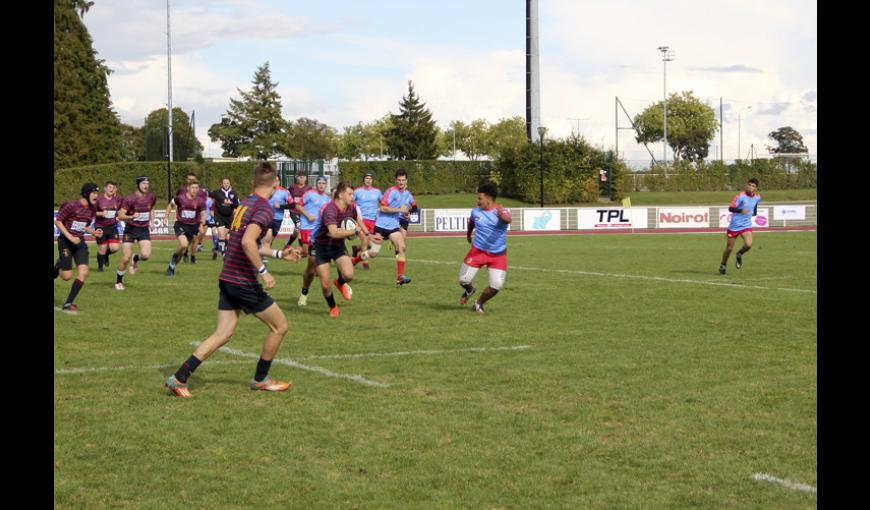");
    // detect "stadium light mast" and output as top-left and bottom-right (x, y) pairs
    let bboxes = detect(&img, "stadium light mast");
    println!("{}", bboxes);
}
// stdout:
(526, 0), (542, 142)
(657, 46), (674, 165)
(166, 0), (174, 200)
